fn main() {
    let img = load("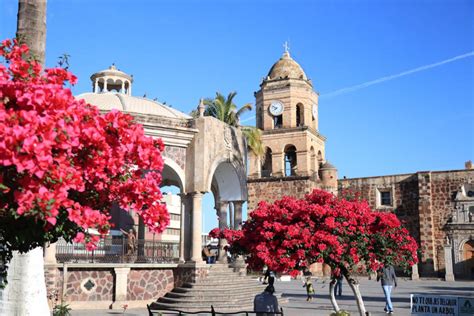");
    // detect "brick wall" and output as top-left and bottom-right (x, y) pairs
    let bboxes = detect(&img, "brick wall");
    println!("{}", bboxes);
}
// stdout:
(247, 176), (322, 211)
(338, 169), (474, 277)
